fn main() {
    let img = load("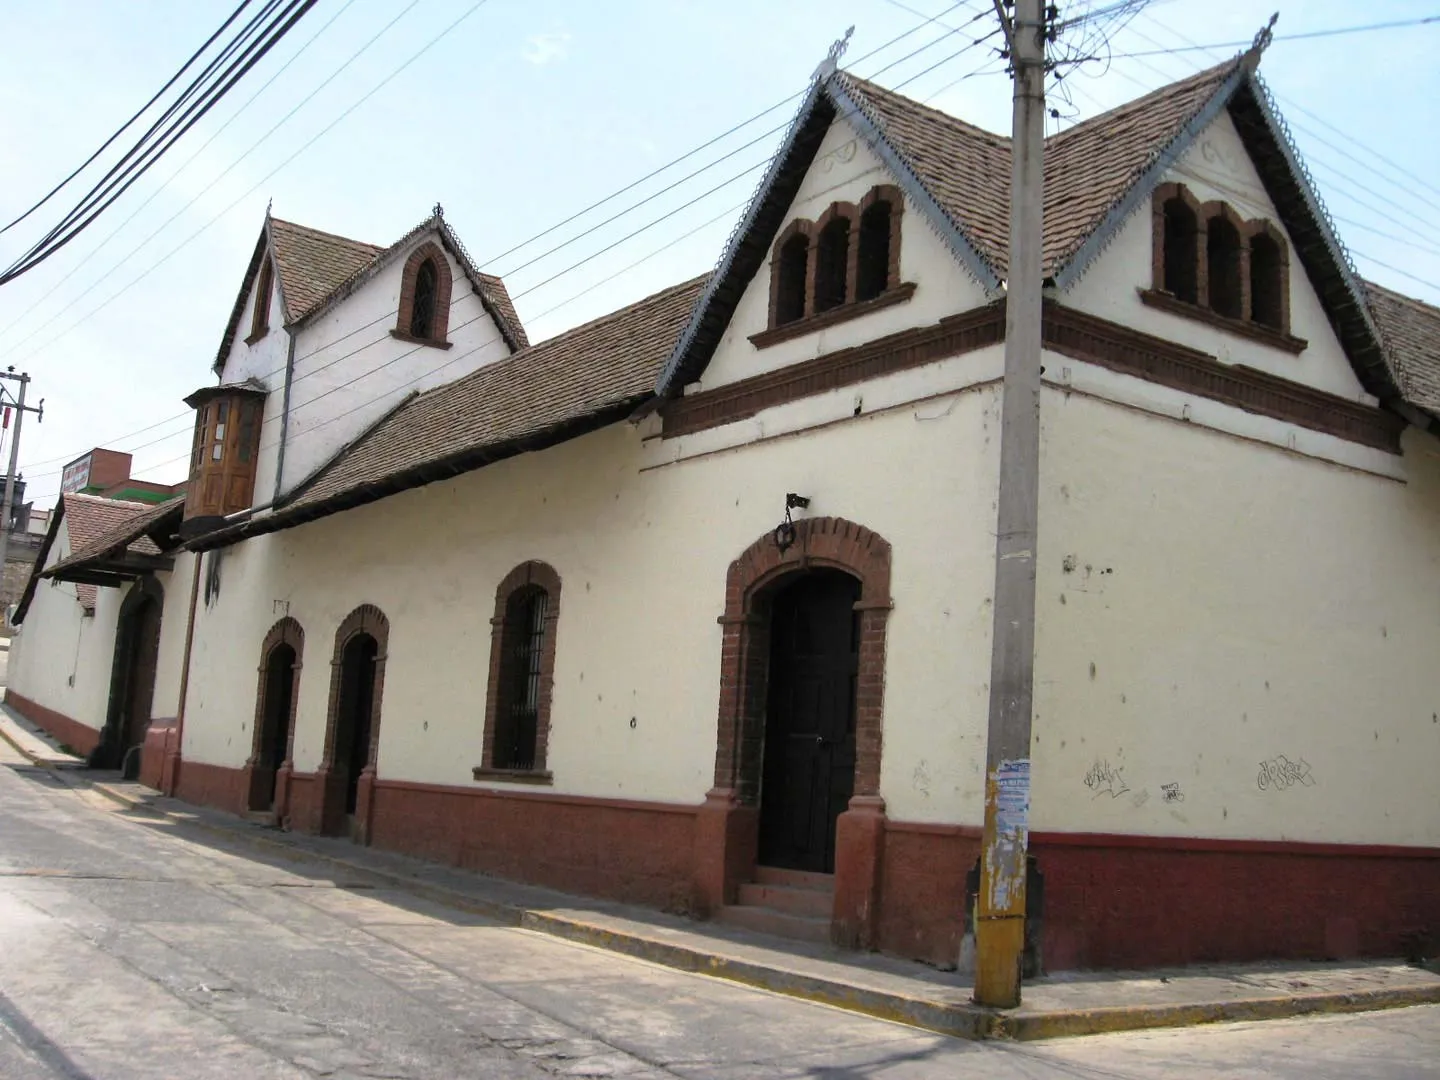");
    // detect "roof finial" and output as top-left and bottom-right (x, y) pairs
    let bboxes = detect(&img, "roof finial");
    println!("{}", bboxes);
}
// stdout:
(815, 25), (854, 81)
(432, 201), (444, 220)
(1251, 13), (1278, 53)
(265, 197), (273, 219)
